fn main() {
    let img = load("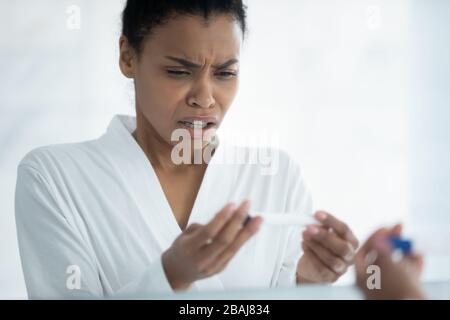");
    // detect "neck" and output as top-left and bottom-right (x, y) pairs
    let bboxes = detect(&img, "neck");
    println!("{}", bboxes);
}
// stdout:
(133, 110), (210, 172)
(133, 111), (176, 171)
